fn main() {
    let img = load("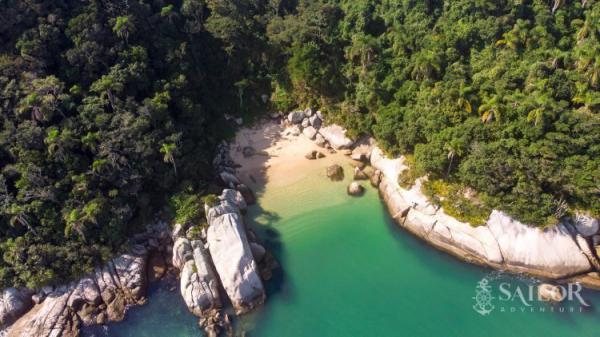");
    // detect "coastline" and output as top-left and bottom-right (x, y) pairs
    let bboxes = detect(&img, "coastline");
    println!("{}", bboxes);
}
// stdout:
(233, 114), (600, 288)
